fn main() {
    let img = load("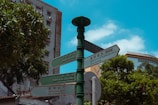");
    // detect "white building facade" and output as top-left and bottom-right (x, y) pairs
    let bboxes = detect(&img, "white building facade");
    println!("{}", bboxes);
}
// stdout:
(0, 1), (62, 104)
(12, 0), (62, 74)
